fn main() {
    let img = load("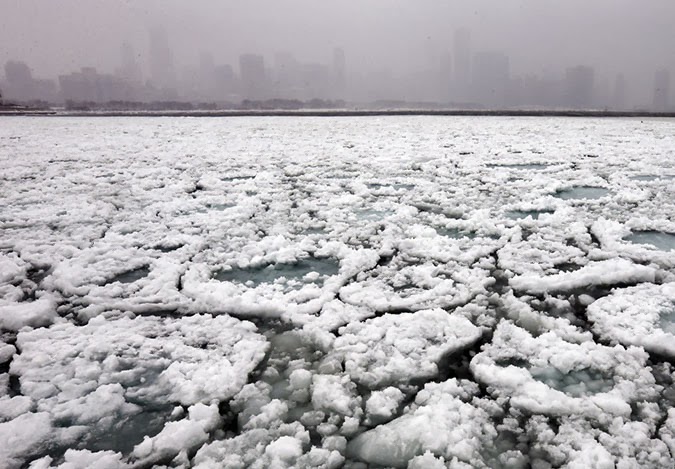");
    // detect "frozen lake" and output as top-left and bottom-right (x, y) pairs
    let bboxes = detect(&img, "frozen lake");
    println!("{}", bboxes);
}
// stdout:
(1, 116), (675, 468)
